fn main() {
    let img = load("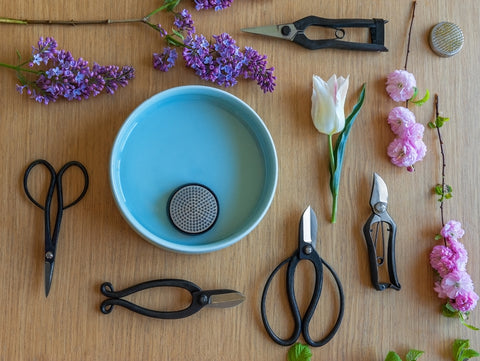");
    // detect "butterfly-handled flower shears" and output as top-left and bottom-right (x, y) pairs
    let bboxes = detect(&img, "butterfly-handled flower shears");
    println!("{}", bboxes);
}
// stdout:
(242, 16), (388, 52)
(261, 206), (344, 347)
(362, 173), (401, 291)
(23, 159), (89, 297)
